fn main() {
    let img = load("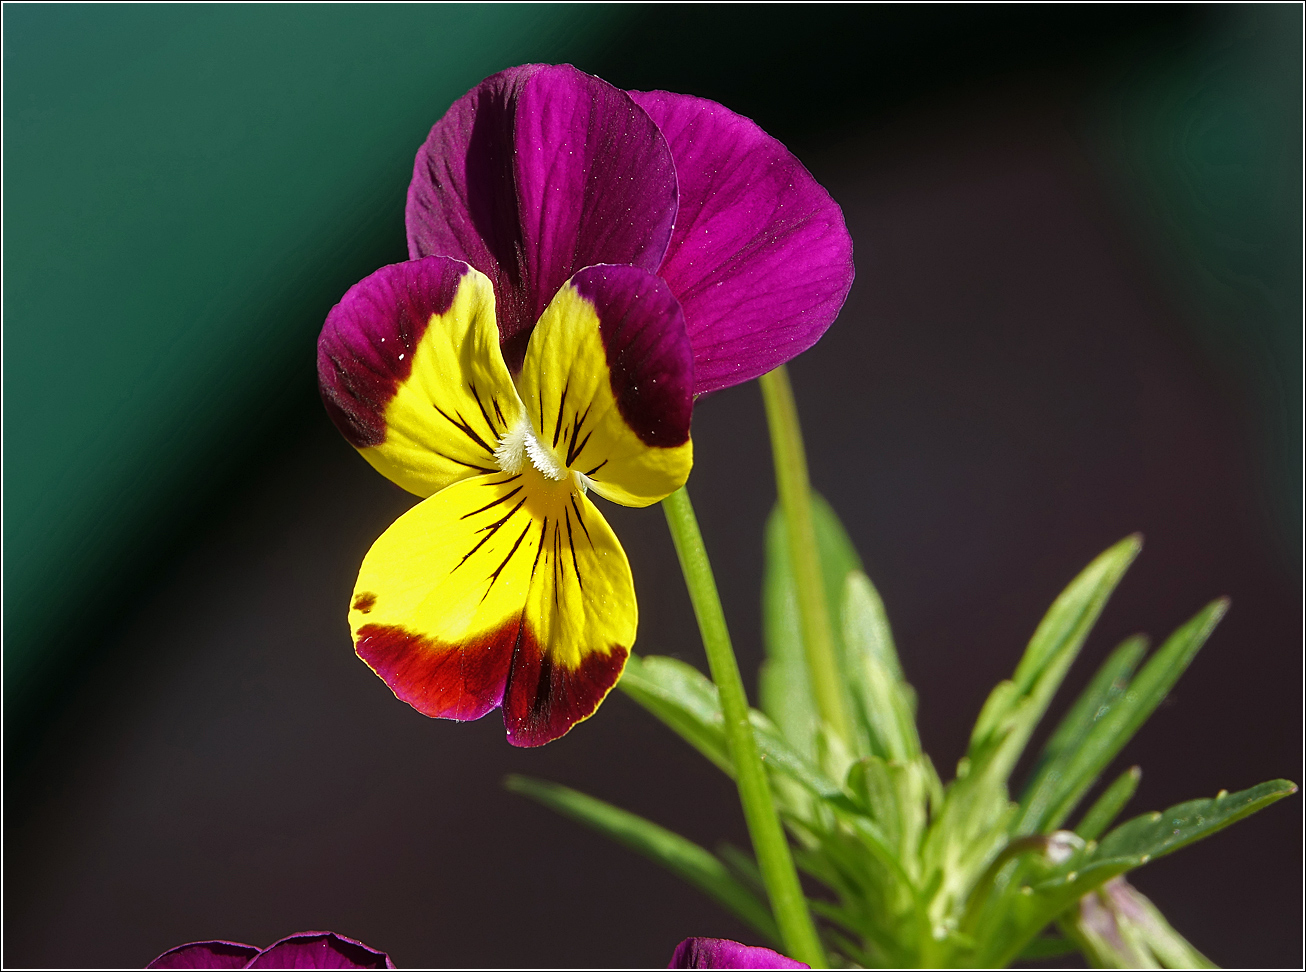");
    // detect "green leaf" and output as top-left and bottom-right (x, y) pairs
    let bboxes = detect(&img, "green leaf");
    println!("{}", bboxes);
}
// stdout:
(972, 857), (1139, 966)
(842, 571), (920, 761)
(1015, 635), (1148, 834)
(969, 535), (1142, 768)
(1075, 766), (1142, 841)
(620, 653), (855, 810)
(505, 775), (780, 944)
(1039, 599), (1229, 831)
(760, 494), (862, 761)
(618, 653), (733, 776)
(1091, 779), (1297, 865)
(924, 537), (1141, 915)
(973, 780), (1295, 966)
